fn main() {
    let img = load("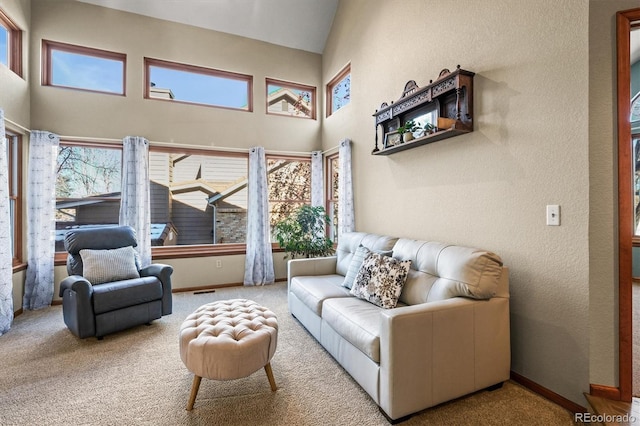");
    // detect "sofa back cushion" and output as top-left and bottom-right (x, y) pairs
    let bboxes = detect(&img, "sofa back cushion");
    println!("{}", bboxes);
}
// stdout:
(335, 232), (398, 276)
(392, 239), (503, 305)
